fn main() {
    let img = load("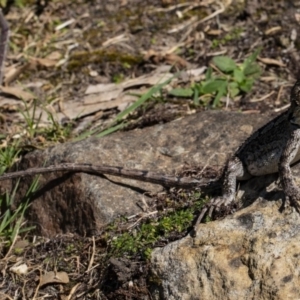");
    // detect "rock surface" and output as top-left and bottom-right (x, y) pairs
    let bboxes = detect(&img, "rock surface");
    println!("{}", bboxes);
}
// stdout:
(4, 110), (283, 236)
(151, 200), (300, 300)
